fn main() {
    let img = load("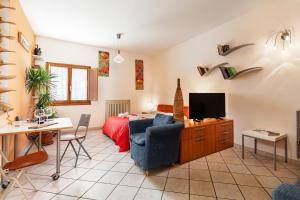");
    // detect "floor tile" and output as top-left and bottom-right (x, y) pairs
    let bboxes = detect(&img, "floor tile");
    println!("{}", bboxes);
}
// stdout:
(149, 167), (170, 177)
(120, 173), (145, 187)
(82, 182), (116, 200)
(19, 174), (52, 190)
(111, 162), (133, 173)
(79, 169), (107, 182)
(190, 180), (215, 197)
(165, 178), (189, 193)
(60, 180), (94, 197)
(27, 191), (55, 200)
(62, 168), (89, 179)
(190, 195), (217, 200)
(162, 191), (189, 200)
(208, 162), (229, 172)
(190, 169), (211, 181)
(214, 183), (243, 200)
(239, 185), (271, 200)
(134, 188), (163, 200)
(129, 165), (145, 175)
(227, 164), (251, 174)
(168, 168), (189, 179)
(92, 153), (110, 161)
(51, 194), (78, 200)
(78, 159), (101, 169)
(256, 175), (282, 188)
(269, 168), (298, 178)
(99, 171), (126, 184)
(107, 185), (139, 200)
(242, 158), (263, 166)
(210, 171), (235, 184)
(105, 154), (125, 162)
(40, 178), (75, 193)
(248, 166), (273, 176)
(93, 161), (117, 170)
(141, 176), (167, 190)
(190, 161), (208, 170)
(232, 173), (260, 187)
(279, 177), (297, 184)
